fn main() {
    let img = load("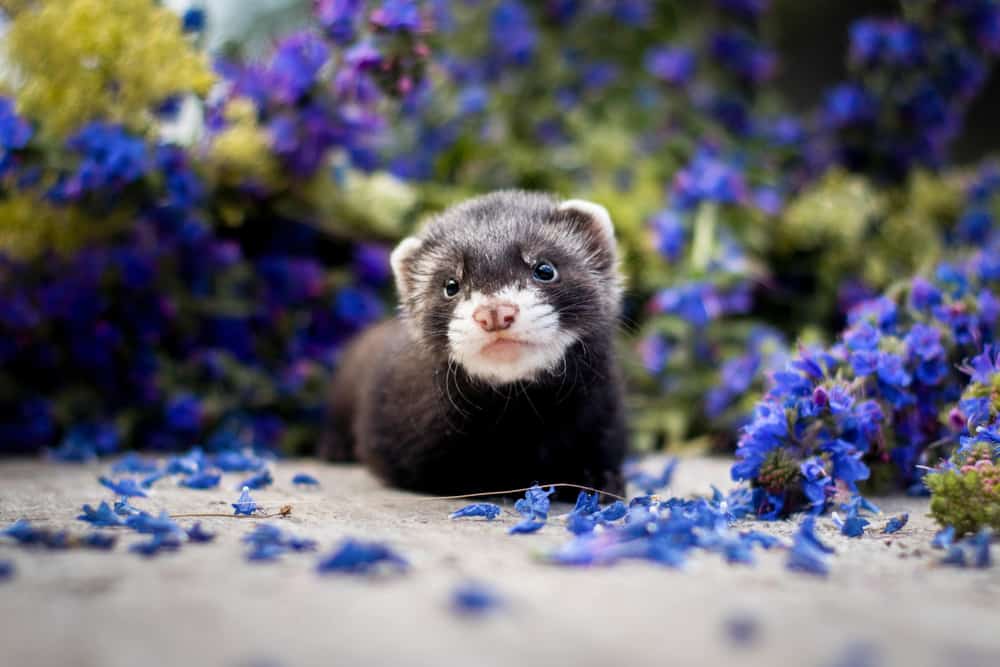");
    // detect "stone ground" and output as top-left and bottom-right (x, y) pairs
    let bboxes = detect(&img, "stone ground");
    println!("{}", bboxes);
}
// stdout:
(0, 455), (998, 667)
